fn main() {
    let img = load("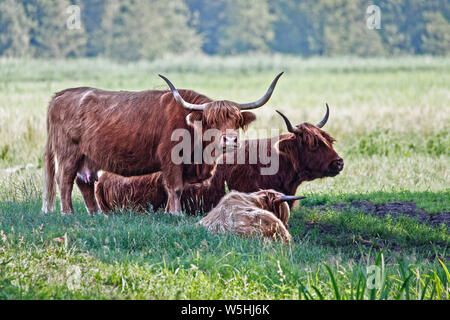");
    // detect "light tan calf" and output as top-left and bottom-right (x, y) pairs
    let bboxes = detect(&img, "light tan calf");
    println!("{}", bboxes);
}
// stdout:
(199, 190), (305, 243)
